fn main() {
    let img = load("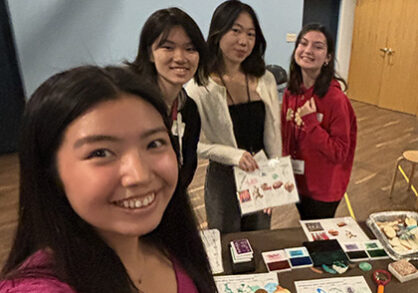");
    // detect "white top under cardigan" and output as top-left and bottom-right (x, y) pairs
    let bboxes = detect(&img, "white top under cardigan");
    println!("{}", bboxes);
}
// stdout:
(185, 71), (282, 166)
